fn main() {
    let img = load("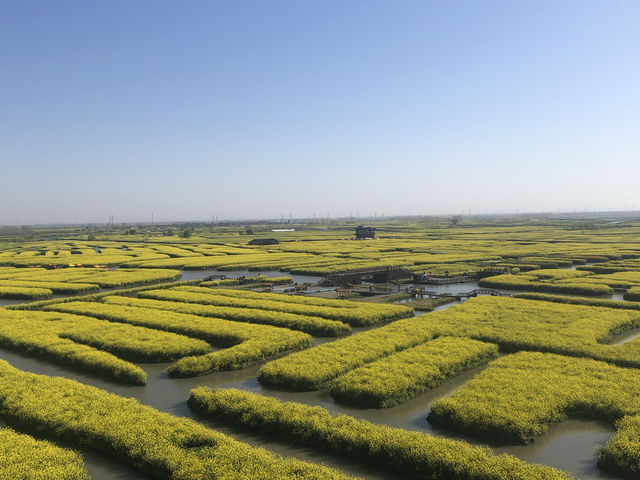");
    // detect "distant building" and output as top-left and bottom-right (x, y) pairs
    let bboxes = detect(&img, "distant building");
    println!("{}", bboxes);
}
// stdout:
(355, 226), (376, 240)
